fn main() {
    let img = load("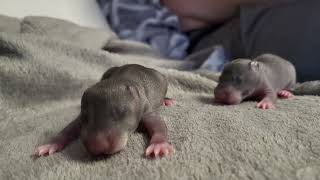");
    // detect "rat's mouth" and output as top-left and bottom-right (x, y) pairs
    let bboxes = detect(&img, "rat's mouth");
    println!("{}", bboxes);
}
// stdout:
(214, 96), (241, 105)
(81, 130), (128, 155)
(214, 87), (242, 105)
